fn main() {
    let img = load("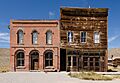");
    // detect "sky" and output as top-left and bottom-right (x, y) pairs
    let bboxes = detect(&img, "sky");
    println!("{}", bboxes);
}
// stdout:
(0, 0), (120, 48)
